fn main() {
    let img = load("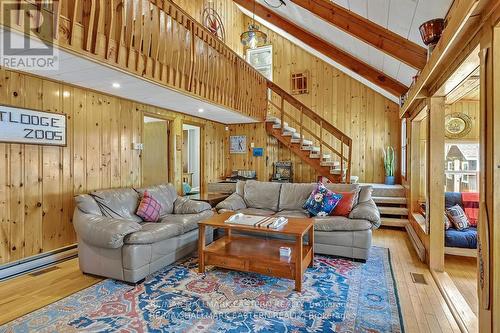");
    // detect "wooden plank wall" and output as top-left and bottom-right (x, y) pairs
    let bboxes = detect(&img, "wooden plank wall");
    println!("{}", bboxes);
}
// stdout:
(0, 68), (226, 265)
(172, 0), (245, 56)
(226, 18), (401, 184)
